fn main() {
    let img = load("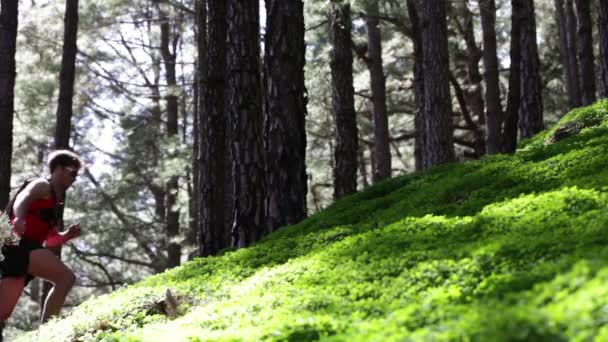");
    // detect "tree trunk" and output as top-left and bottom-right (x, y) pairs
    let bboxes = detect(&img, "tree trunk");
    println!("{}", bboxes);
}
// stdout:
(54, 0), (79, 150)
(480, 0), (502, 155)
(407, 0), (425, 171)
(365, 0), (390, 182)
(419, 0), (454, 169)
(575, 0), (596, 105)
(600, 0), (608, 98)
(518, 0), (544, 138)
(564, 0), (582, 107)
(190, 0), (206, 253)
(451, 0), (486, 157)
(555, 0), (582, 108)
(263, 0), (308, 234)
(502, 0), (522, 153)
(199, 0), (228, 256)
(157, 2), (181, 268)
(330, 1), (358, 199)
(227, 0), (265, 247)
(0, 0), (18, 209)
